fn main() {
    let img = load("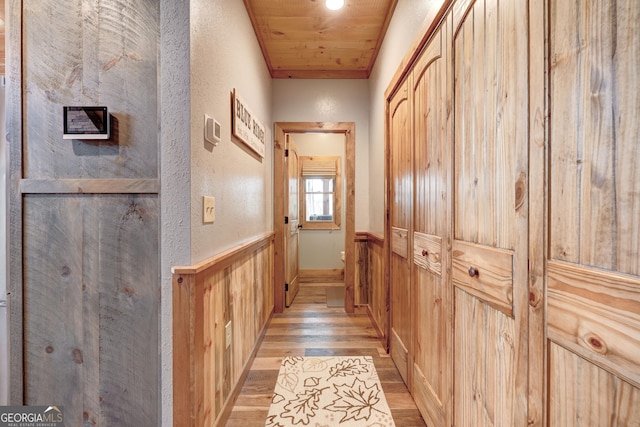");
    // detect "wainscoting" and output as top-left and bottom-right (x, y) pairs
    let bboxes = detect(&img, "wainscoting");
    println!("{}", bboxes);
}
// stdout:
(172, 233), (275, 426)
(355, 232), (388, 350)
